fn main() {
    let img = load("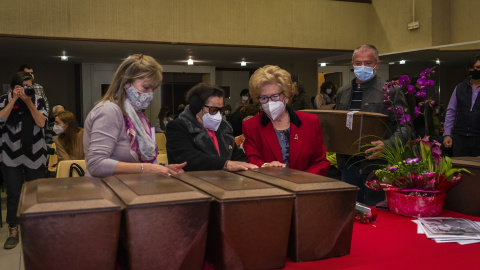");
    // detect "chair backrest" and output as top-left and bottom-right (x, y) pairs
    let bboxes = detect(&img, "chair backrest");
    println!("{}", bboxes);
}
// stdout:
(48, 143), (58, 173)
(157, 153), (169, 165)
(155, 133), (167, 154)
(56, 160), (86, 178)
